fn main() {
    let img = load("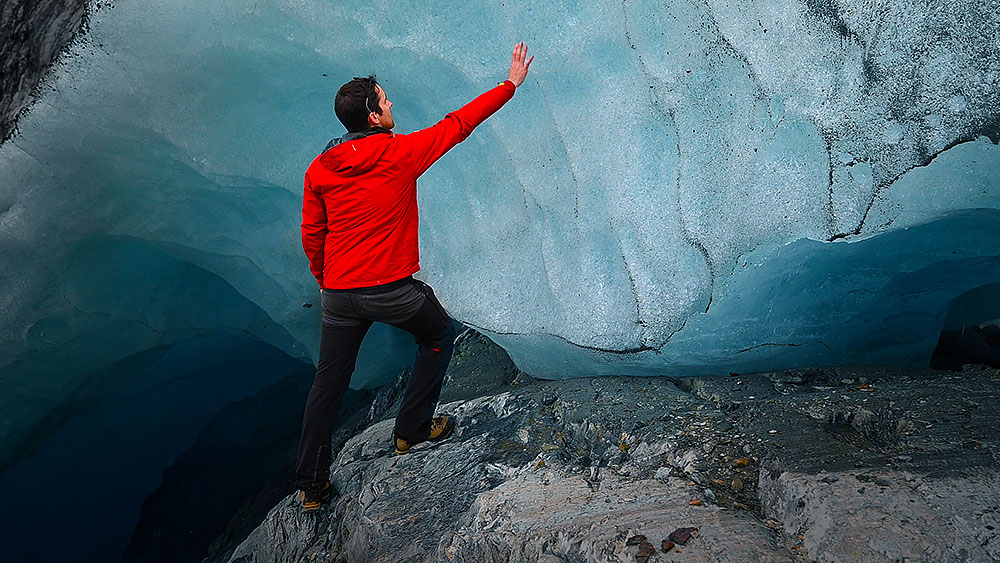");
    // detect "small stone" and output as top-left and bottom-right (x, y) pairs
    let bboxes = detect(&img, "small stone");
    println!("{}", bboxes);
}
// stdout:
(733, 457), (751, 467)
(731, 476), (744, 491)
(897, 455), (912, 462)
(768, 429), (778, 434)
(301, 302), (313, 308)
(654, 467), (671, 482)
(820, 476), (839, 483)
(637, 540), (656, 562)
(540, 394), (557, 406)
(668, 527), (699, 544)
(703, 488), (717, 502)
(661, 540), (676, 552)
(626, 534), (646, 546)
(689, 499), (702, 506)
